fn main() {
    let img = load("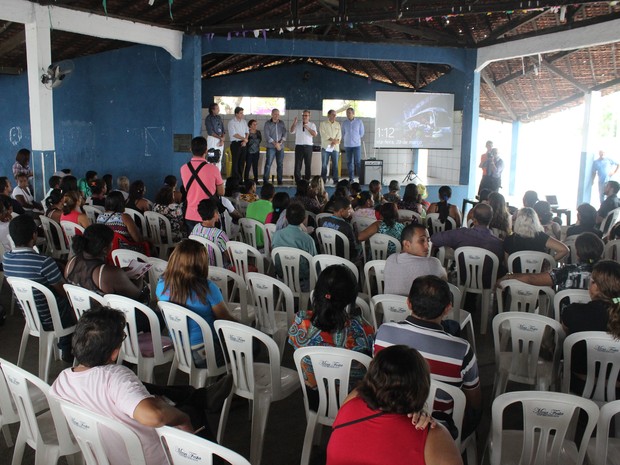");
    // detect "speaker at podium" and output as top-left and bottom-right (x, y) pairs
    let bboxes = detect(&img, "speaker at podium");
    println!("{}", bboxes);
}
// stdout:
(360, 159), (383, 185)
